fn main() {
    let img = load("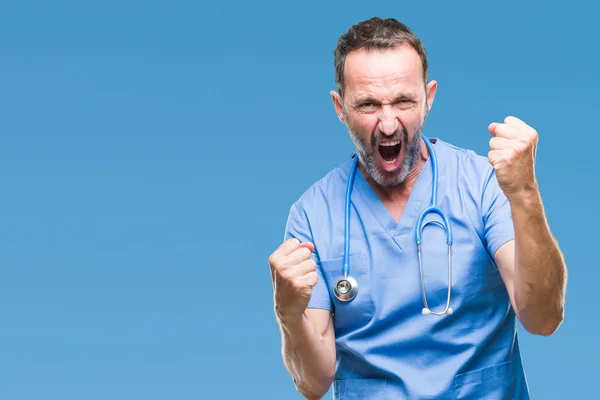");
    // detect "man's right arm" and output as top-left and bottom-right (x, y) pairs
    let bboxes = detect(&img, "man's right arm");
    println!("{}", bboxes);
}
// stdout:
(269, 237), (336, 399)
(278, 308), (336, 399)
